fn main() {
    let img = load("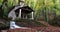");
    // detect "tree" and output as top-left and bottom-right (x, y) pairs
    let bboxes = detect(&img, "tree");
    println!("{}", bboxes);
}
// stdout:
(0, 0), (7, 18)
